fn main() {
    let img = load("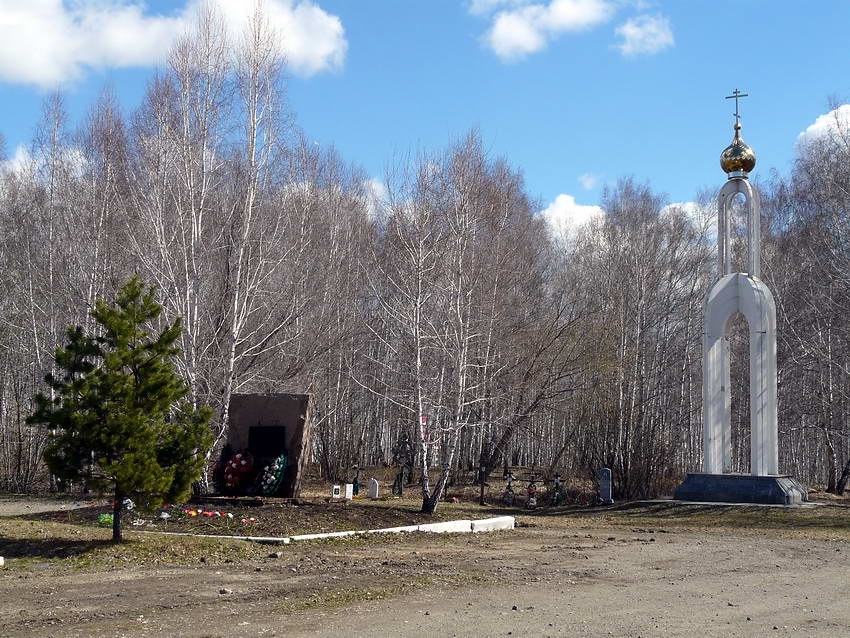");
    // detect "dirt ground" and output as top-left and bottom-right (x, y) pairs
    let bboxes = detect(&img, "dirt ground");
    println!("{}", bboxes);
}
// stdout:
(1, 497), (849, 637)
